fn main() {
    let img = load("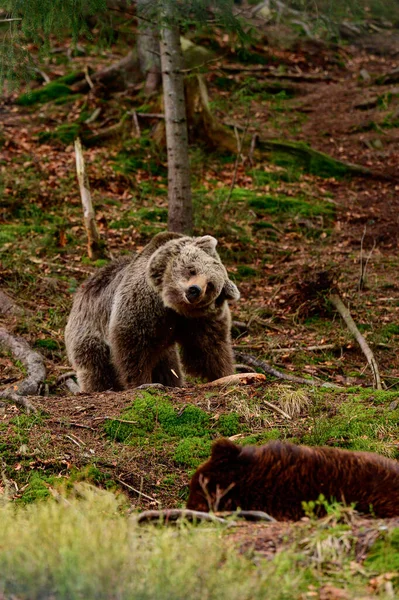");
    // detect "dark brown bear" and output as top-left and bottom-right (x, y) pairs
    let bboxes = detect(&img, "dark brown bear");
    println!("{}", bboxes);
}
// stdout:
(65, 232), (240, 392)
(186, 439), (399, 520)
